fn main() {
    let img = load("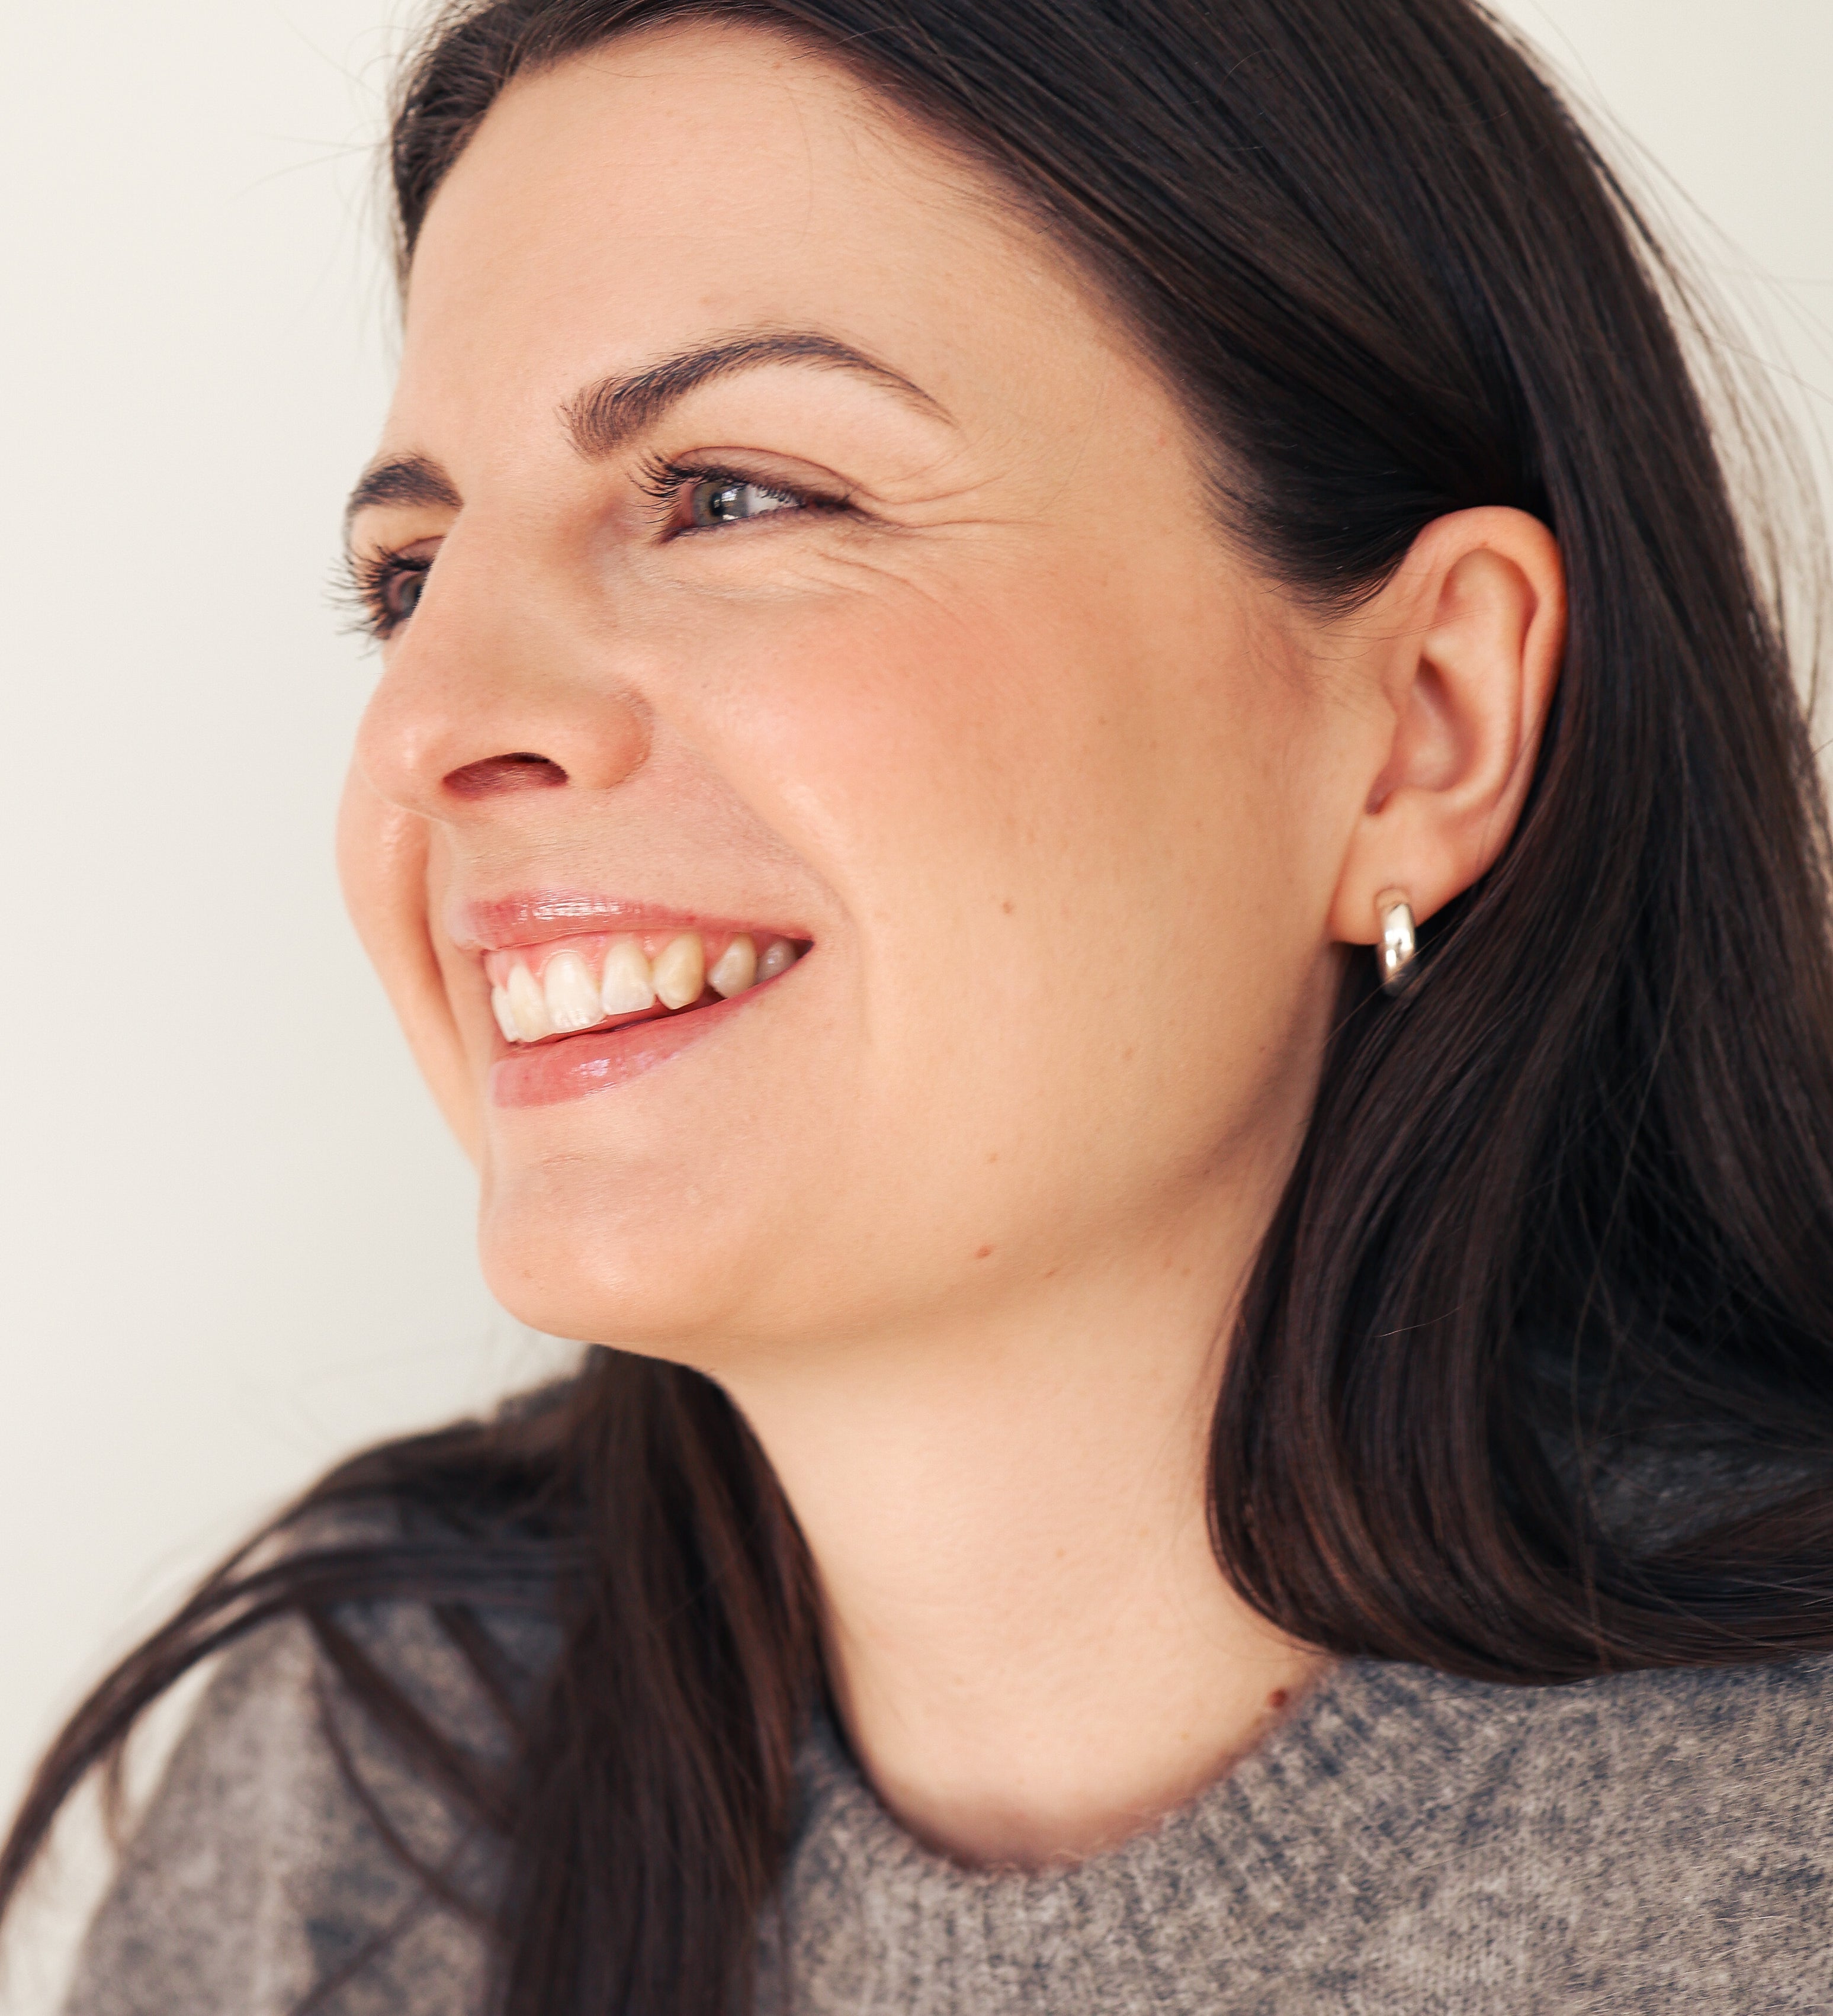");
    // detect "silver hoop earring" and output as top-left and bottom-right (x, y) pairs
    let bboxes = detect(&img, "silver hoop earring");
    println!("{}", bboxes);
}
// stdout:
(1376, 890), (1418, 996)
